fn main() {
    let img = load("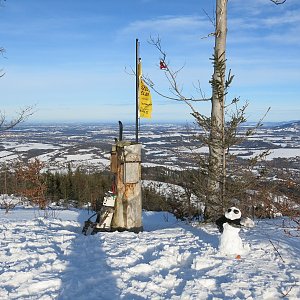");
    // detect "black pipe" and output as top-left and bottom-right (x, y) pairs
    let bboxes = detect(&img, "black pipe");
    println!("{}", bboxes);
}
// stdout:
(118, 120), (123, 141)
